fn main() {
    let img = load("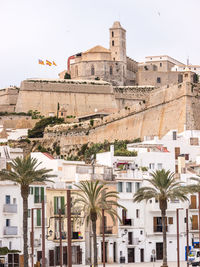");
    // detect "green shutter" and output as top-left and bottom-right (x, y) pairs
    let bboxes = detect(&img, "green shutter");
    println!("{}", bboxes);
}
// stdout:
(31, 187), (34, 194)
(37, 209), (41, 226)
(41, 187), (44, 201)
(61, 197), (65, 215)
(34, 187), (39, 203)
(54, 197), (57, 215)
